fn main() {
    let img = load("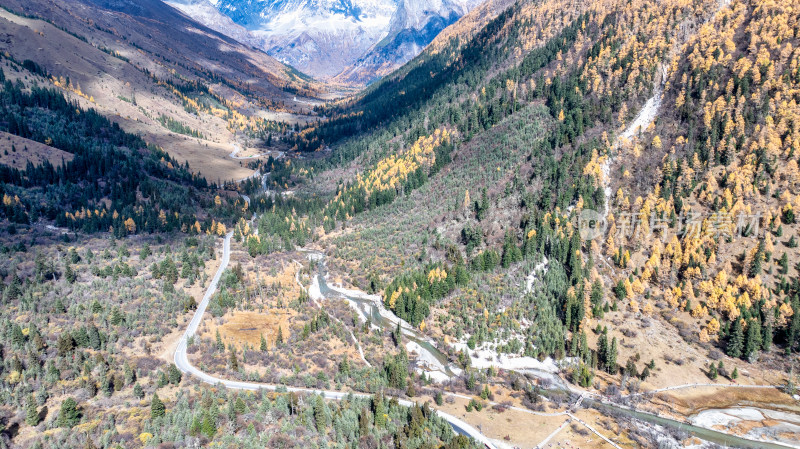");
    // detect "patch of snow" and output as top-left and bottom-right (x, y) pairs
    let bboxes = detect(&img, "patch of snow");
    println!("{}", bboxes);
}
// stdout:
(690, 409), (741, 428)
(179, 0), (482, 79)
(167, 0), (262, 48)
(301, 268), (372, 367)
(763, 409), (800, 425)
(310, 273), (372, 325)
(45, 224), (70, 234)
(308, 275), (323, 301)
(305, 252), (324, 262)
(525, 255), (549, 293)
(326, 282), (382, 302)
(450, 340), (560, 374)
(325, 279), (460, 381)
(325, 281), (416, 333)
(721, 407), (765, 421)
